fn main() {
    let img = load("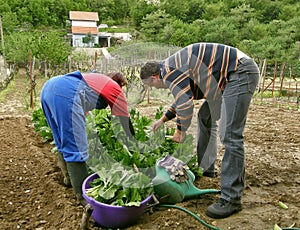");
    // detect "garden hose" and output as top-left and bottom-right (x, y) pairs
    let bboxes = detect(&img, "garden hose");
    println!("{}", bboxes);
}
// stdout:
(159, 204), (220, 230)
(158, 204), (300, 230)
(282, 229), (300, 230)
